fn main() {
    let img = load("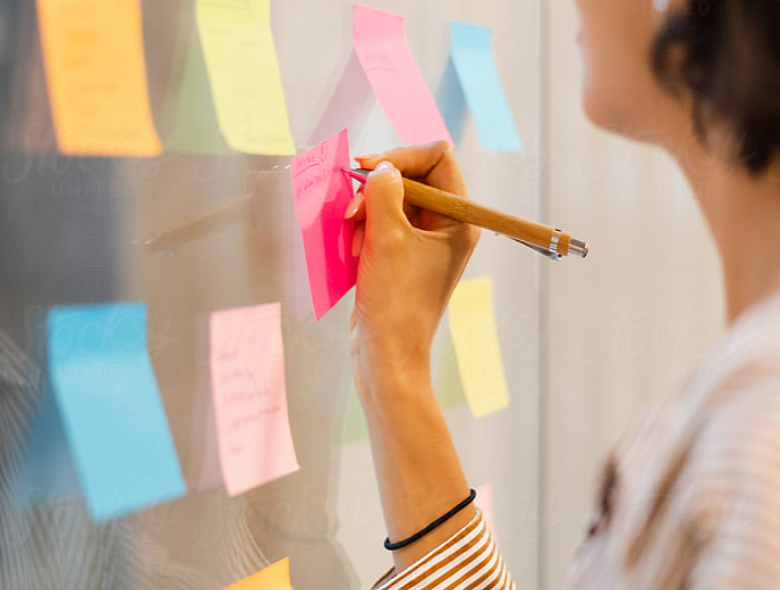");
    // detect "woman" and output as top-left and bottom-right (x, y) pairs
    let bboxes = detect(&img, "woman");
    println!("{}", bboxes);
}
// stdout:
(345, 0), (780, 588)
